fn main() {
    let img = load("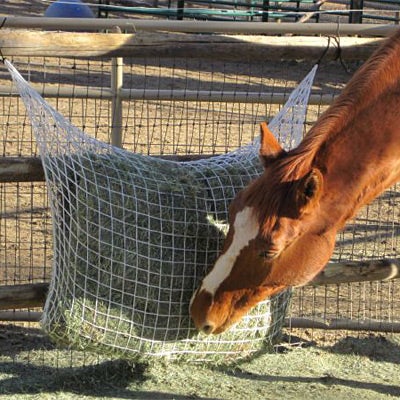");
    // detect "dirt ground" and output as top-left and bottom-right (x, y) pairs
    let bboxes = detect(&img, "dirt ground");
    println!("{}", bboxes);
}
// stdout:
(1, 323), (400, 399)
(2, 1), (400, 399)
